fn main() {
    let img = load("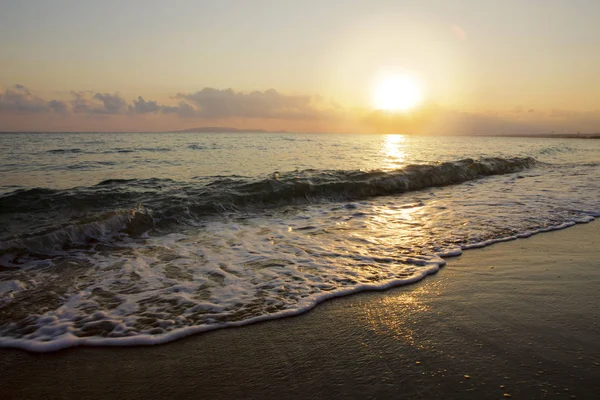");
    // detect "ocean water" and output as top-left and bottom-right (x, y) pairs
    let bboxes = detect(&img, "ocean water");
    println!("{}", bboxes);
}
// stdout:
(0, 132), (598, 351)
